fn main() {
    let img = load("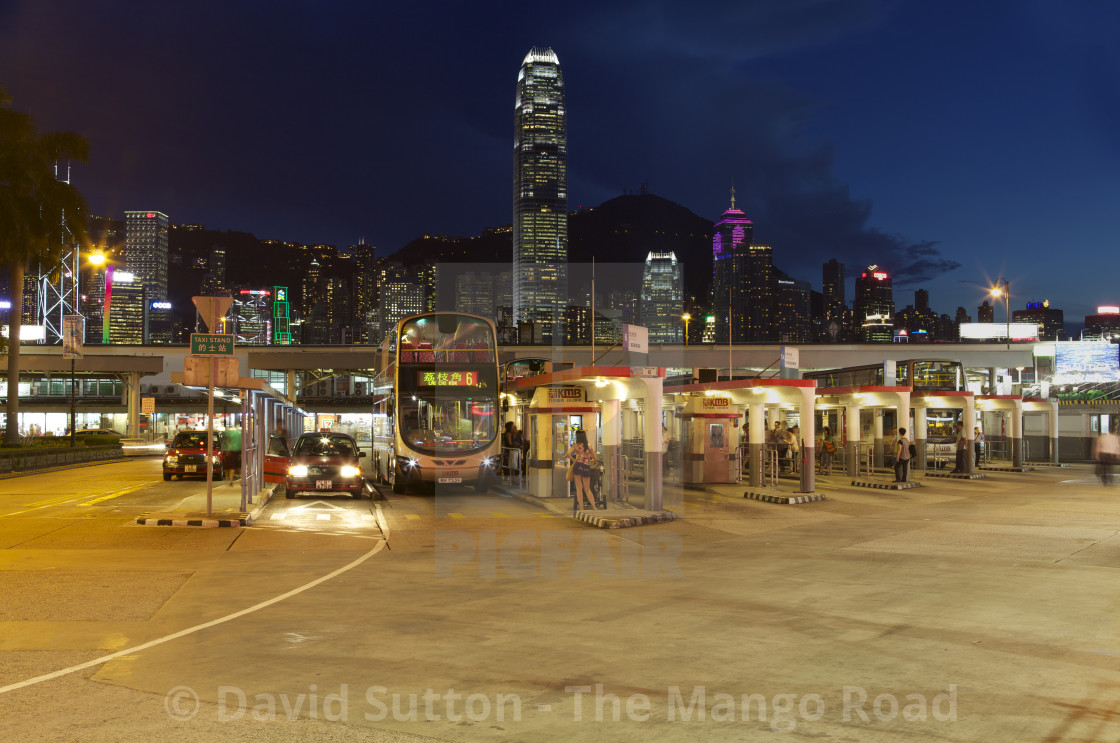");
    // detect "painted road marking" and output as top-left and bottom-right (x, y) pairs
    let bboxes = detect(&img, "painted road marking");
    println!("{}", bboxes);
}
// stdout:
(404, 514), (421, 520)
(0, 541), (387, 695)
(491, 512), (510, 518)
(271, 513), (288, 520)
(78, 483), (153, 507)
(448, 513), (466, 519)
(316, 513), (331, 521)
(361, 514), (375, 521)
